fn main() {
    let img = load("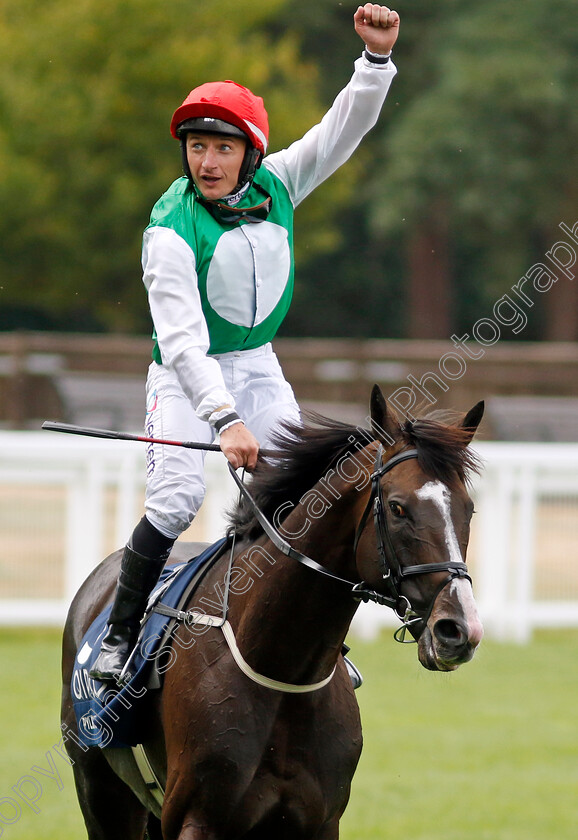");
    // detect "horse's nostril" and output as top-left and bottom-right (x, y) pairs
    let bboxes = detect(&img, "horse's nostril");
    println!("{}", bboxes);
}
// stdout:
(434, 619), (467, 648)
